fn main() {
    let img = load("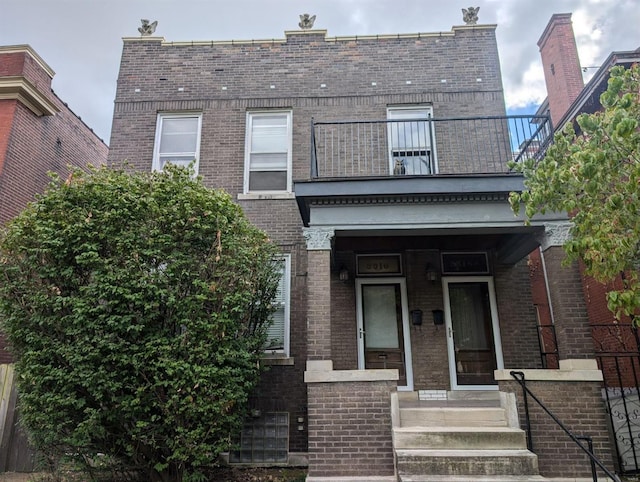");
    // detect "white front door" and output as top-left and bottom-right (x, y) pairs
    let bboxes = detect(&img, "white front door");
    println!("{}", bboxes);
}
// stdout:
(442, 276), (504, 390)
(356, 278), (414, 391)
